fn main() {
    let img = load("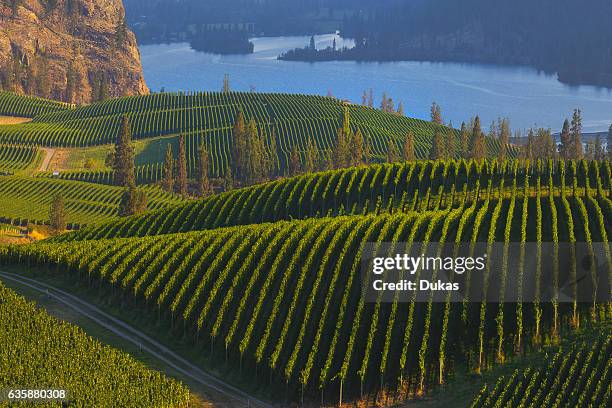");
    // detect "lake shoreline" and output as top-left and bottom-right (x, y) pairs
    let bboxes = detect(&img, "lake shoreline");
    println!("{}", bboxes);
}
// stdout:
(140, 36), (612, 134)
